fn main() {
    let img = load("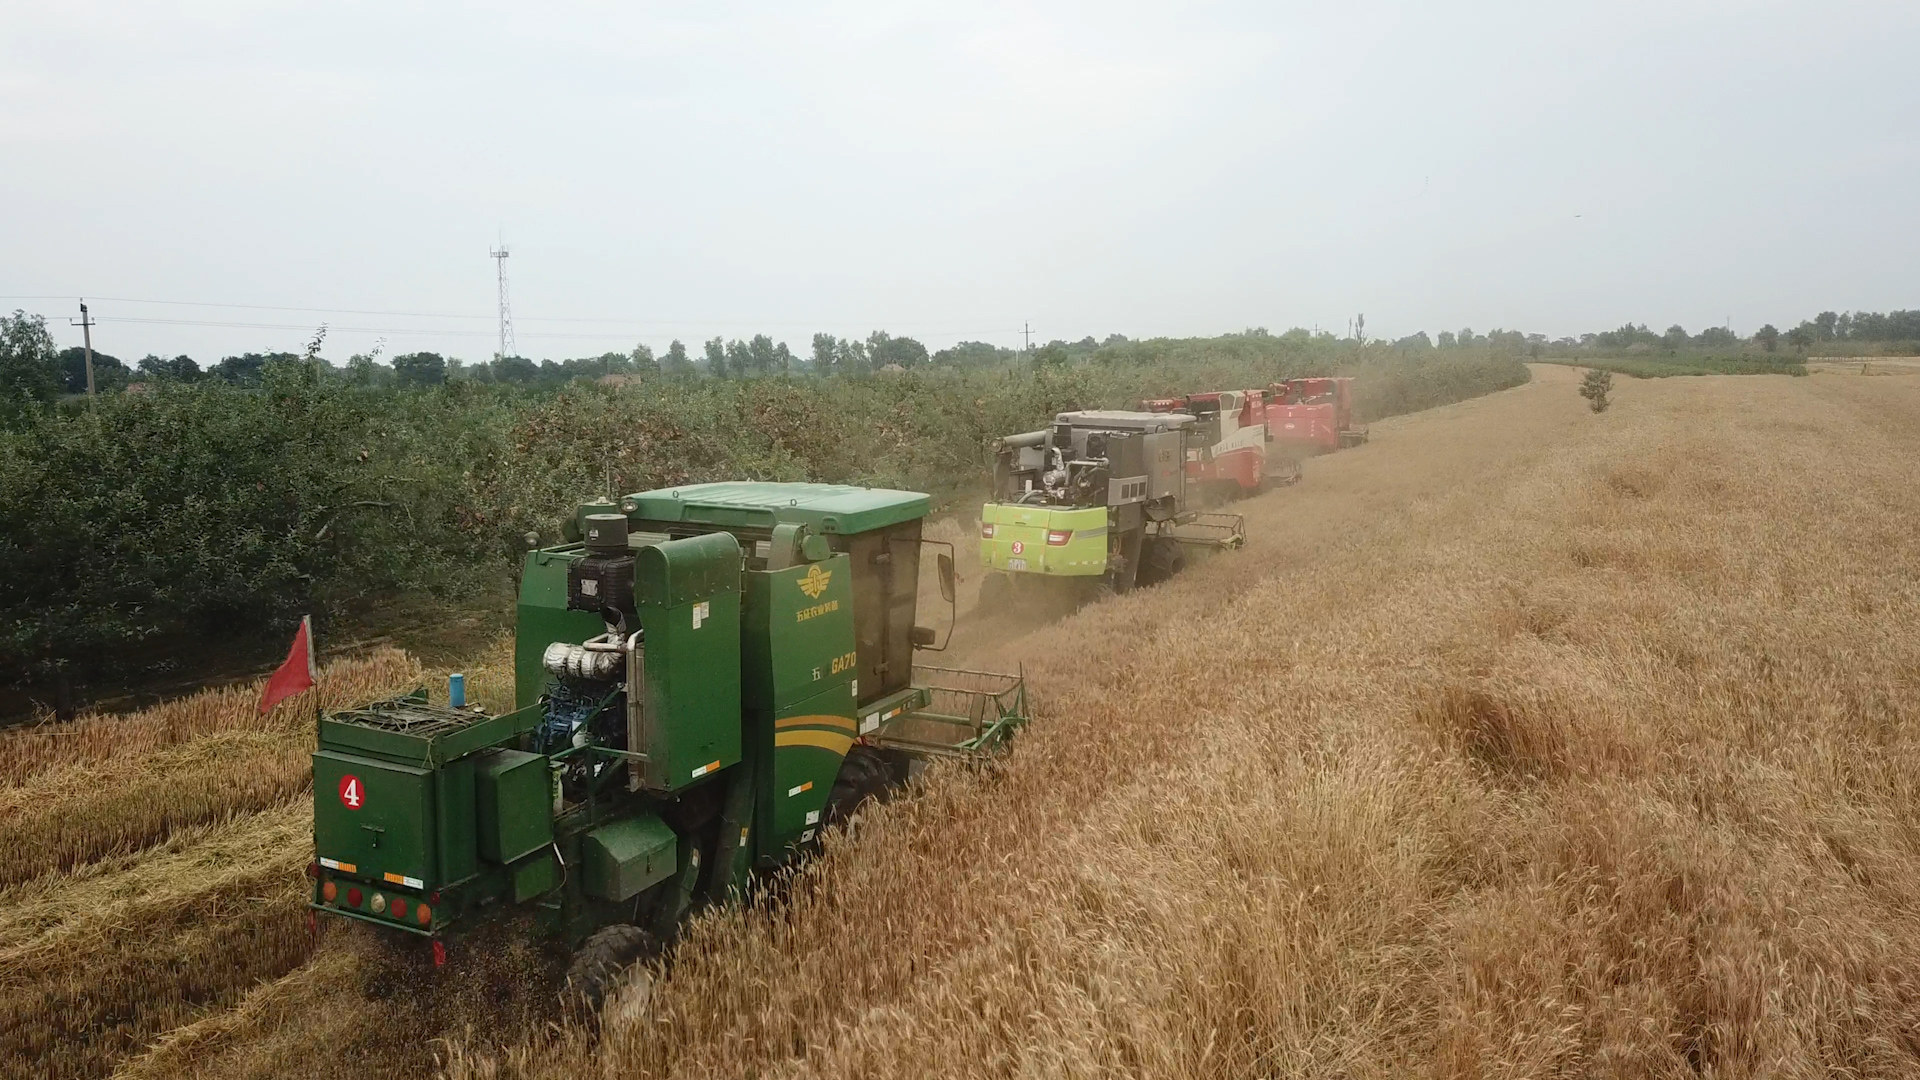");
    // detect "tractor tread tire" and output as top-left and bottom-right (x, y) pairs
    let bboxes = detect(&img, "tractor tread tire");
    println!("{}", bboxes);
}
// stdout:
(1137, 536), (1186, 587)
(826, 745), (894, 827)
(564, 924), (654, 1017)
